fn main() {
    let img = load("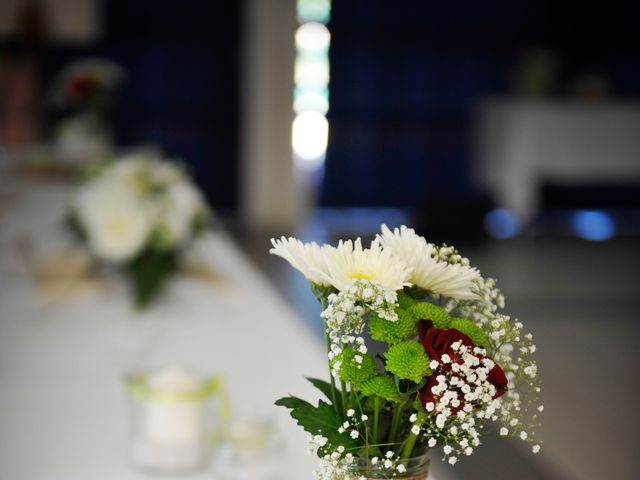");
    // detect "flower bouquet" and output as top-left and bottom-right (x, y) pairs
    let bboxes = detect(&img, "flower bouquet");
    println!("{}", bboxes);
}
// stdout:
(49, 58), (125, 164)
(68, 151), (209, 307)
(271, 226), (542, 479)
(51, 58), (125, 113)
